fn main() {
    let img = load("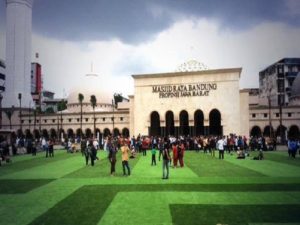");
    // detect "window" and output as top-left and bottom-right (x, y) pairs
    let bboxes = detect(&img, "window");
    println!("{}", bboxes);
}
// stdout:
(120, 117), (123, 121)
(111, 117), (114, 121)
(264, 113), (268, 118)
(28, 120), (31, 124)
(69, 119), (72, 122)
(85, 118), (89, 122)
(36, 120), (39, 123)
(44, 119), (47, 123)
(103, 118), (105, 122)
(252, 114), (256, 118)
(77, 118), (80, 122)
(21, 120), (24, 124)
(288, 113), (292, 117)
(276, 113), (279, 118)
(52, 119), (55, 123)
